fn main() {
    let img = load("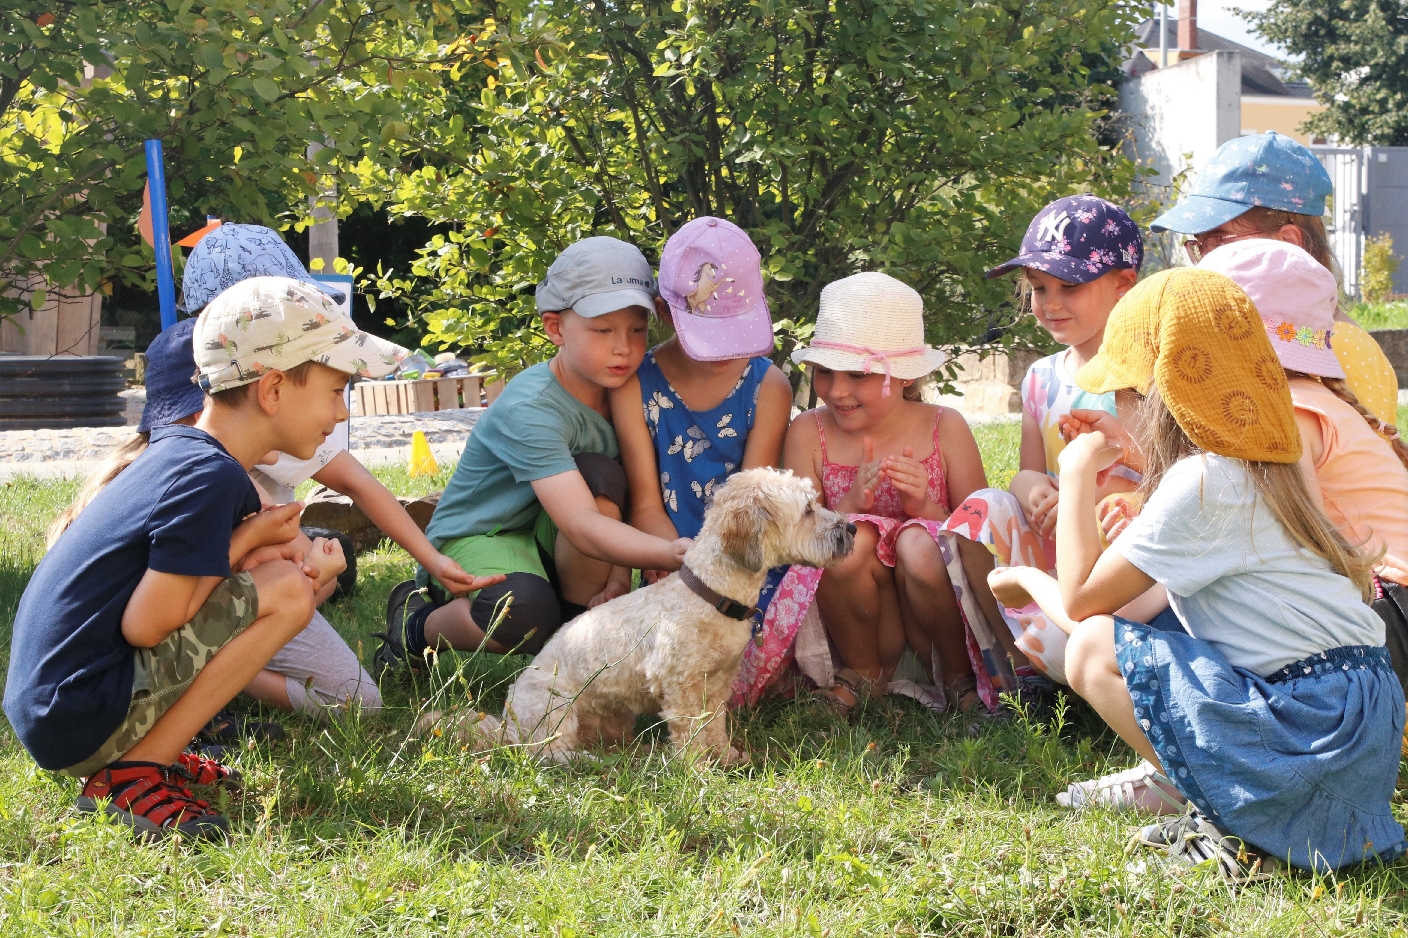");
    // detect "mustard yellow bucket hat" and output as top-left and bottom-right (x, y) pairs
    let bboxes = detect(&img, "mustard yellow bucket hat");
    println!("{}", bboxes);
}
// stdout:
(1075, 267), (1301, 463)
